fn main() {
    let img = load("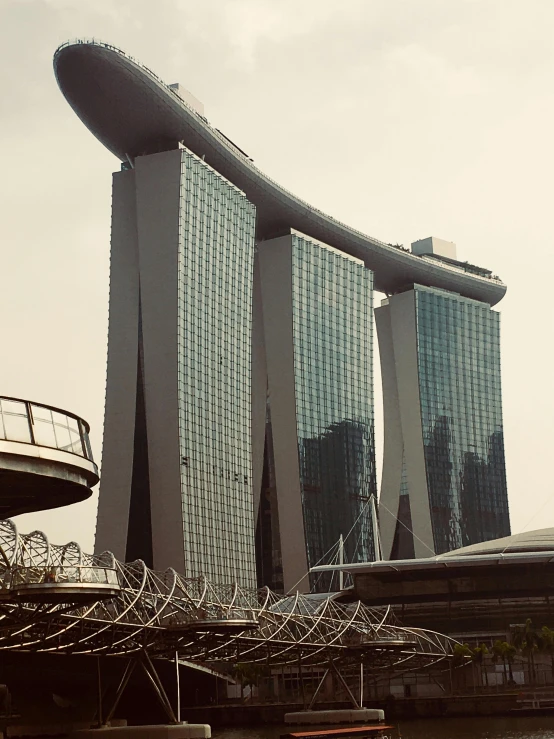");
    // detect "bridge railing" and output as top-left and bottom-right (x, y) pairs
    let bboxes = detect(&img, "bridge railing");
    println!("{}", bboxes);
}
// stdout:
(10, 565), (119, 589)
(0, 397), (93, 461)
